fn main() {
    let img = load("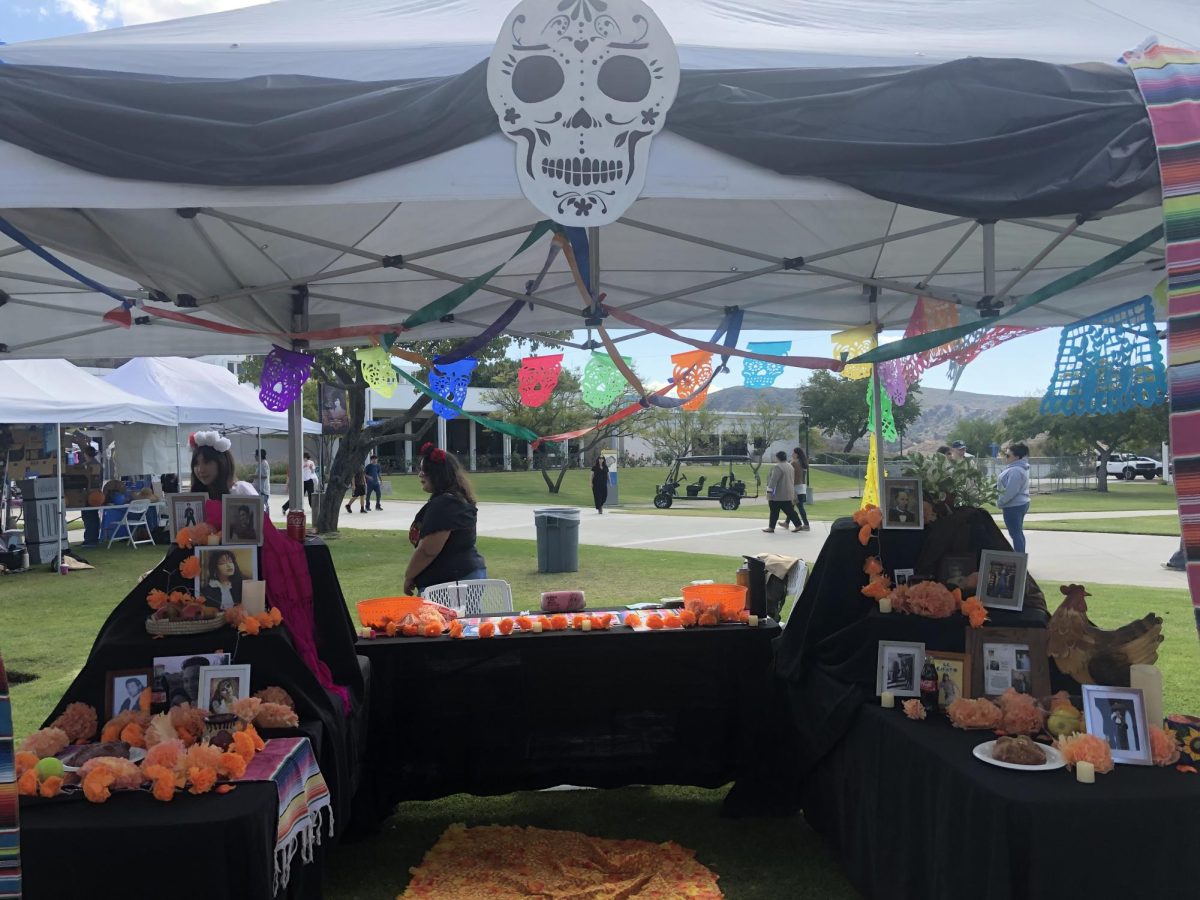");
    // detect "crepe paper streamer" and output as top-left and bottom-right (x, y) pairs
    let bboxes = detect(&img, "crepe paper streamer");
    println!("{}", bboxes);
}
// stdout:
(518, 354), (564, 408)
(1041, 297), (1166, 416)
(865, 376), (898, 442)
(1127, 41), (1200, 634)
(832, 325), (877, 380)
(0, 214), (132, 307)
(533, 381), (678, 450)
(436, 299), (525, 365)
(258, 345), (313, 411)
(429, 357), (477, 419)
(582, 352), (632, 409)
(849, 224), (1163, 367)
(862, 434), (880, 510)
(672, 350), (714, 410)
(393, 366), (538, 442)
(601, 303), (842, 371)
(388, 345), (438, 369)
(596, 326), (648, 396)
(743, 342), (791, 387)
(356, 345), (401, 398)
